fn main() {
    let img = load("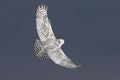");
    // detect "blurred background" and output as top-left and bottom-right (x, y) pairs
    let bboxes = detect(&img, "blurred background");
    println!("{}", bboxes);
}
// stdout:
(0, 0), (120, 80)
